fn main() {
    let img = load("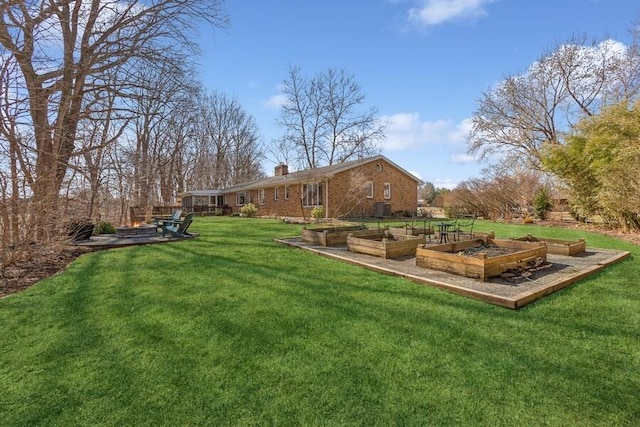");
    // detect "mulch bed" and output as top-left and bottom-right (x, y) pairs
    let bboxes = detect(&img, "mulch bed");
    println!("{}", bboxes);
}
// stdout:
(1, 244), (97, 298)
